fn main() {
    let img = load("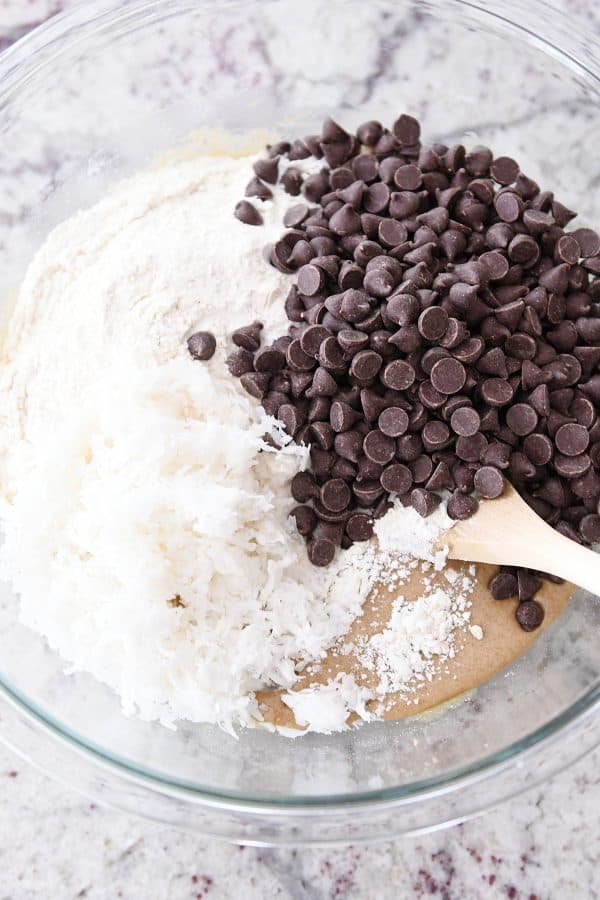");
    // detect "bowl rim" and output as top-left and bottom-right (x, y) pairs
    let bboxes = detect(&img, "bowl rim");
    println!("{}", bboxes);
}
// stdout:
(0, 0), (599, 819)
